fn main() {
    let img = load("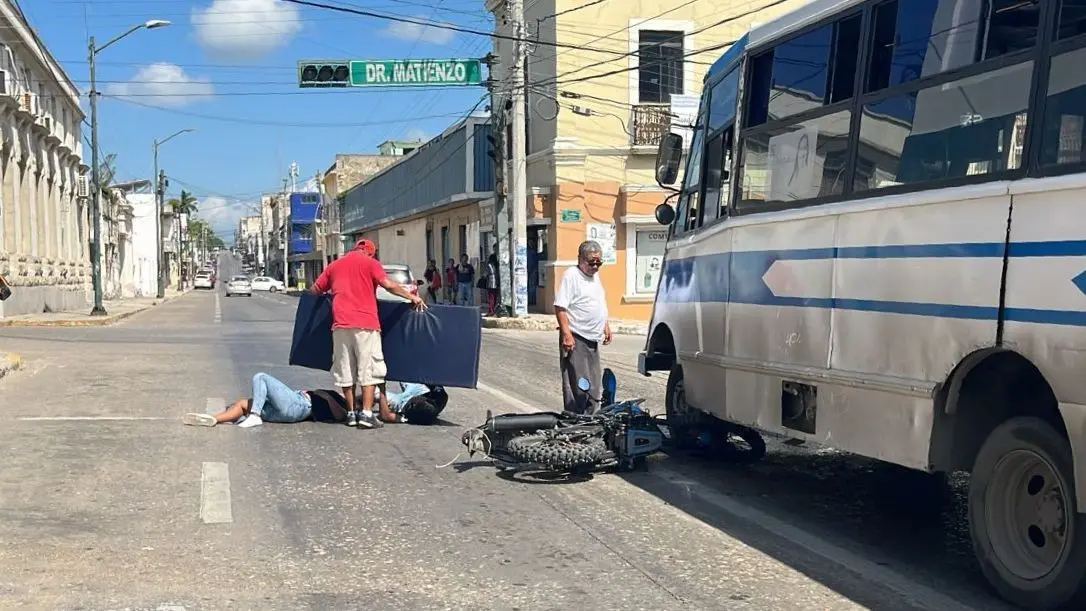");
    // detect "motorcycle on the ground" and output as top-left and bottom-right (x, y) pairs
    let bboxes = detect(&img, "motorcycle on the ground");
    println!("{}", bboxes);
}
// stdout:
(461, 369), (665, 473)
